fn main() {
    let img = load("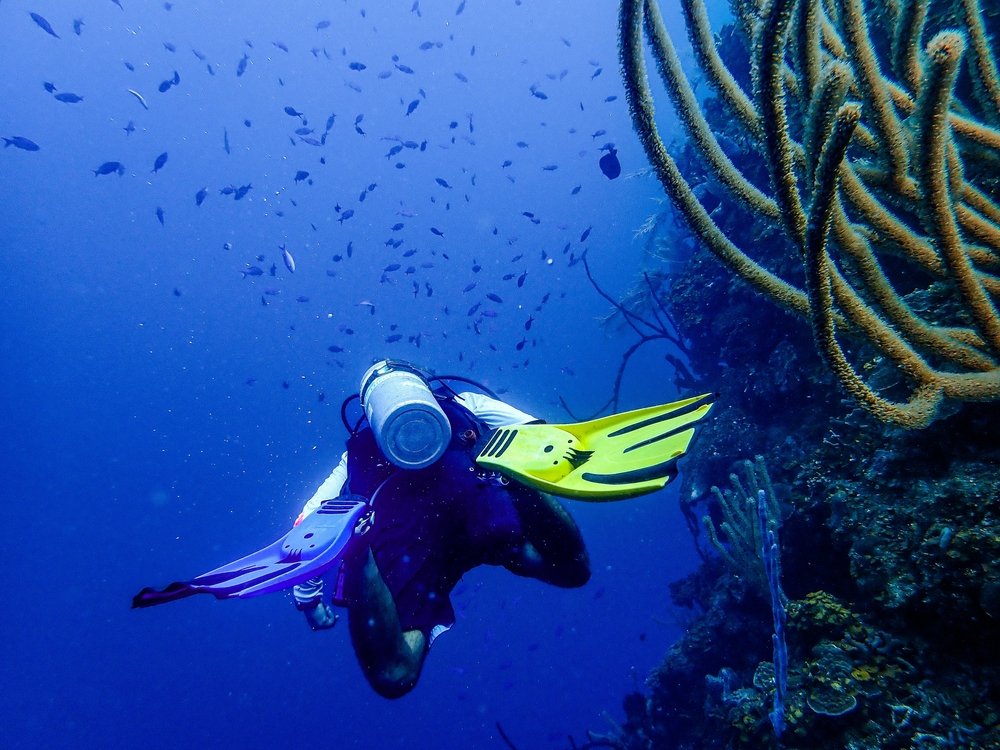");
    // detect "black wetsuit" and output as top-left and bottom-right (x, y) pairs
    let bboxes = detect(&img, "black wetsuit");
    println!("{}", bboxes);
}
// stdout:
(344, 397), (535, 638)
